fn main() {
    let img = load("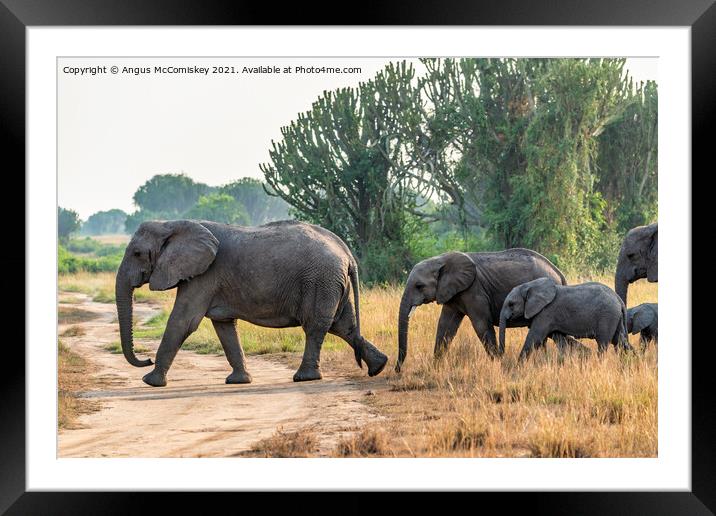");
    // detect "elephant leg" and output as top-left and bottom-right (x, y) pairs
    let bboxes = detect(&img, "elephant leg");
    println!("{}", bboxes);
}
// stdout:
(329, 305), (387, 377)
(639, 332), (651, 353)
(595, 336), (611, 356)
(212, 320), (252, 384)
(610, 326), (634, 354)
(143, 298), (205, 387)
(550, 332), (567, 355)
(550, 332), (591, 357)
(294, 322), (330, 382)
(434, 304), (464, 359)
(518, 327), (547, 362)
(467, 314), (499, 358)
(534, 339), (548, 354)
